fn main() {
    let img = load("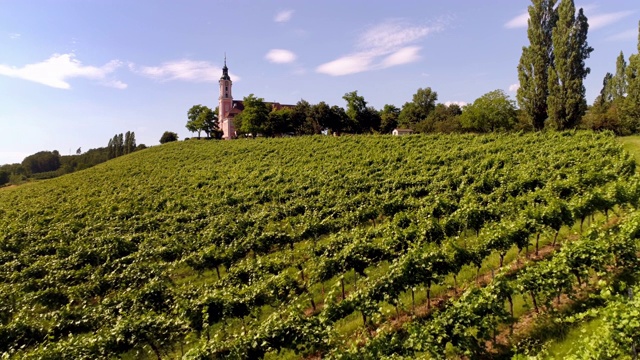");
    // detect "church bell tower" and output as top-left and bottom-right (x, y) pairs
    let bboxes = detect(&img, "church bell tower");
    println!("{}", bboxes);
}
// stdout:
(219, 56), (234, 139)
